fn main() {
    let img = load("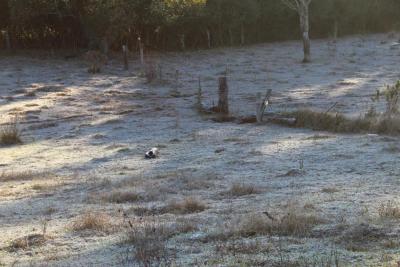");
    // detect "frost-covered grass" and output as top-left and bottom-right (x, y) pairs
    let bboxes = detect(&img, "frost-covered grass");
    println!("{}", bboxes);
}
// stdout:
(1, 34), (400, 266)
